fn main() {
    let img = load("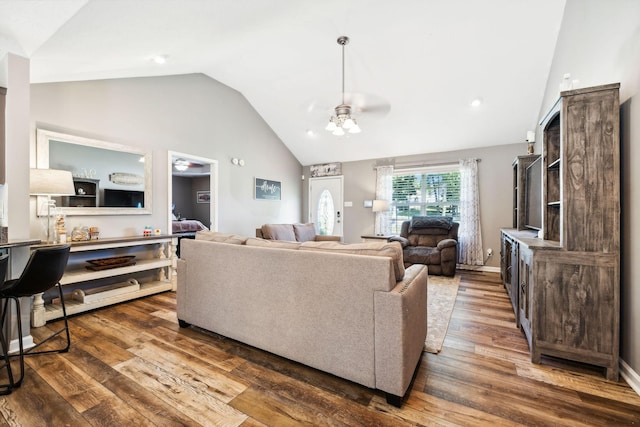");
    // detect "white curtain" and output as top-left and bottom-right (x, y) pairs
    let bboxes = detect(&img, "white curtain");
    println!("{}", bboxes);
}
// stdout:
(458, 158), (483, 265)
(375, 165), (393, 236)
